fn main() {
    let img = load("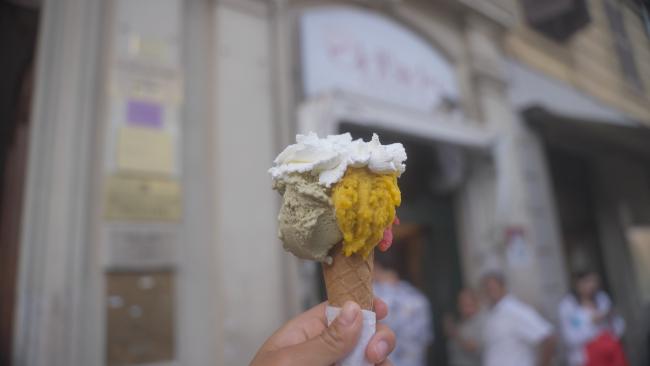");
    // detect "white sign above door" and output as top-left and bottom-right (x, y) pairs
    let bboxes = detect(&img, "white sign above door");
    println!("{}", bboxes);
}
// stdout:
(300, 7), (460, 114)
